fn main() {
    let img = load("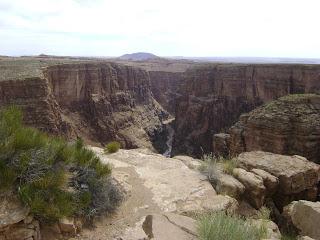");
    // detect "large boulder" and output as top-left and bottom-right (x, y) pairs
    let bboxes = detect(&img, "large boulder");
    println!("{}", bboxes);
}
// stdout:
(283, 201), (320, 240)
(236, 151), (320, 208)
(229, 94), (320, 163)
(232, 168), (266, 209)
(214, 173), (245, 200)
